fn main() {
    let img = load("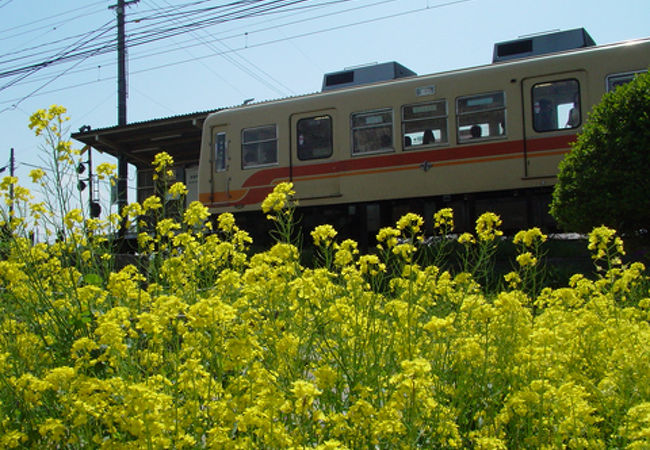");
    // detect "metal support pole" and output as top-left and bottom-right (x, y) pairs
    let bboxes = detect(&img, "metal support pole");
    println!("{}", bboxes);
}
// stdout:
(9, 148), (14, 217)
(116, 0), (128, 216)
(110, 0), (138, 227)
